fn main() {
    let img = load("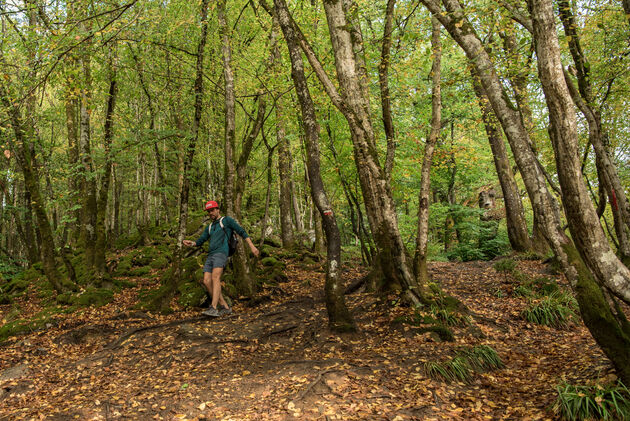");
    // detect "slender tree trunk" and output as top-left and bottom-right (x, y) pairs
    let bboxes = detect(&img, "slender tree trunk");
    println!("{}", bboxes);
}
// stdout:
(219, 0), (236, 217)
(272, 18), (296, 248)
(274, 0), (355, 331)
(380, 0), (397, 181)
(260, 143), (274, 246)
(78, 28), (98, 270)
(470, 70), (531, 252)
(162, 0), (209, 308)
(0, 85), (66, 292)
(413, 17), (442, 283)
(94, 49), (118, 277)
(232, 98), (266, 297)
